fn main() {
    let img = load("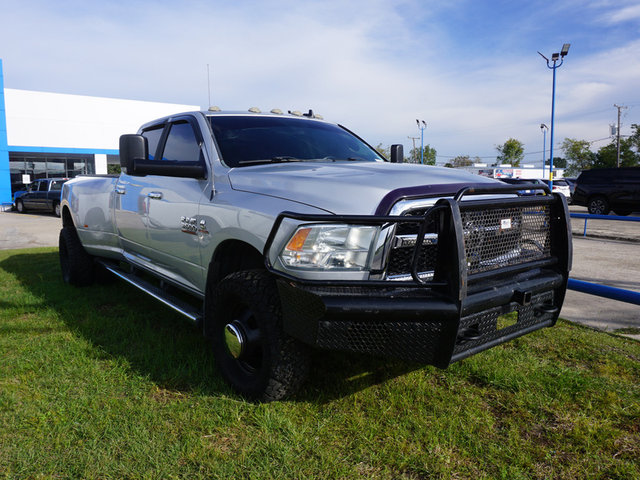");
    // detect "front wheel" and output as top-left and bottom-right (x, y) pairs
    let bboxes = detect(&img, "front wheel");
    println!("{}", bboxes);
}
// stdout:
(53, 202), (61, 217)
(16, 199), (25, 213)
(208, 270), (310, 401)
